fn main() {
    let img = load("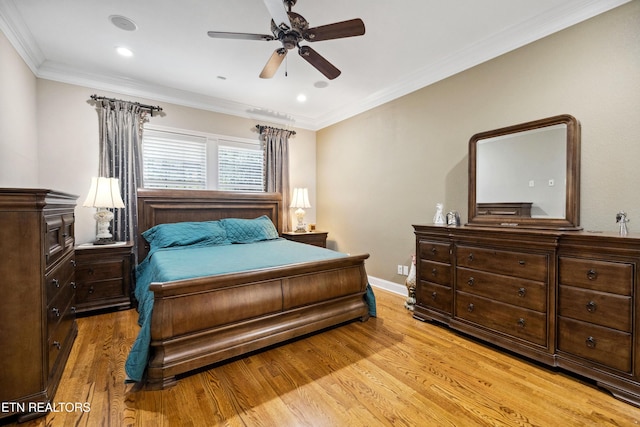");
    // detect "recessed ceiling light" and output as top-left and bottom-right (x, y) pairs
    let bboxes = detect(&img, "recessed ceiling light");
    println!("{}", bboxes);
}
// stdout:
(313, 81), (329, 89)
(217, 76), (227, 80)
(297, 94), (307, 102)
(116, 46), (134, 57)
(109, 15), (137, 31)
